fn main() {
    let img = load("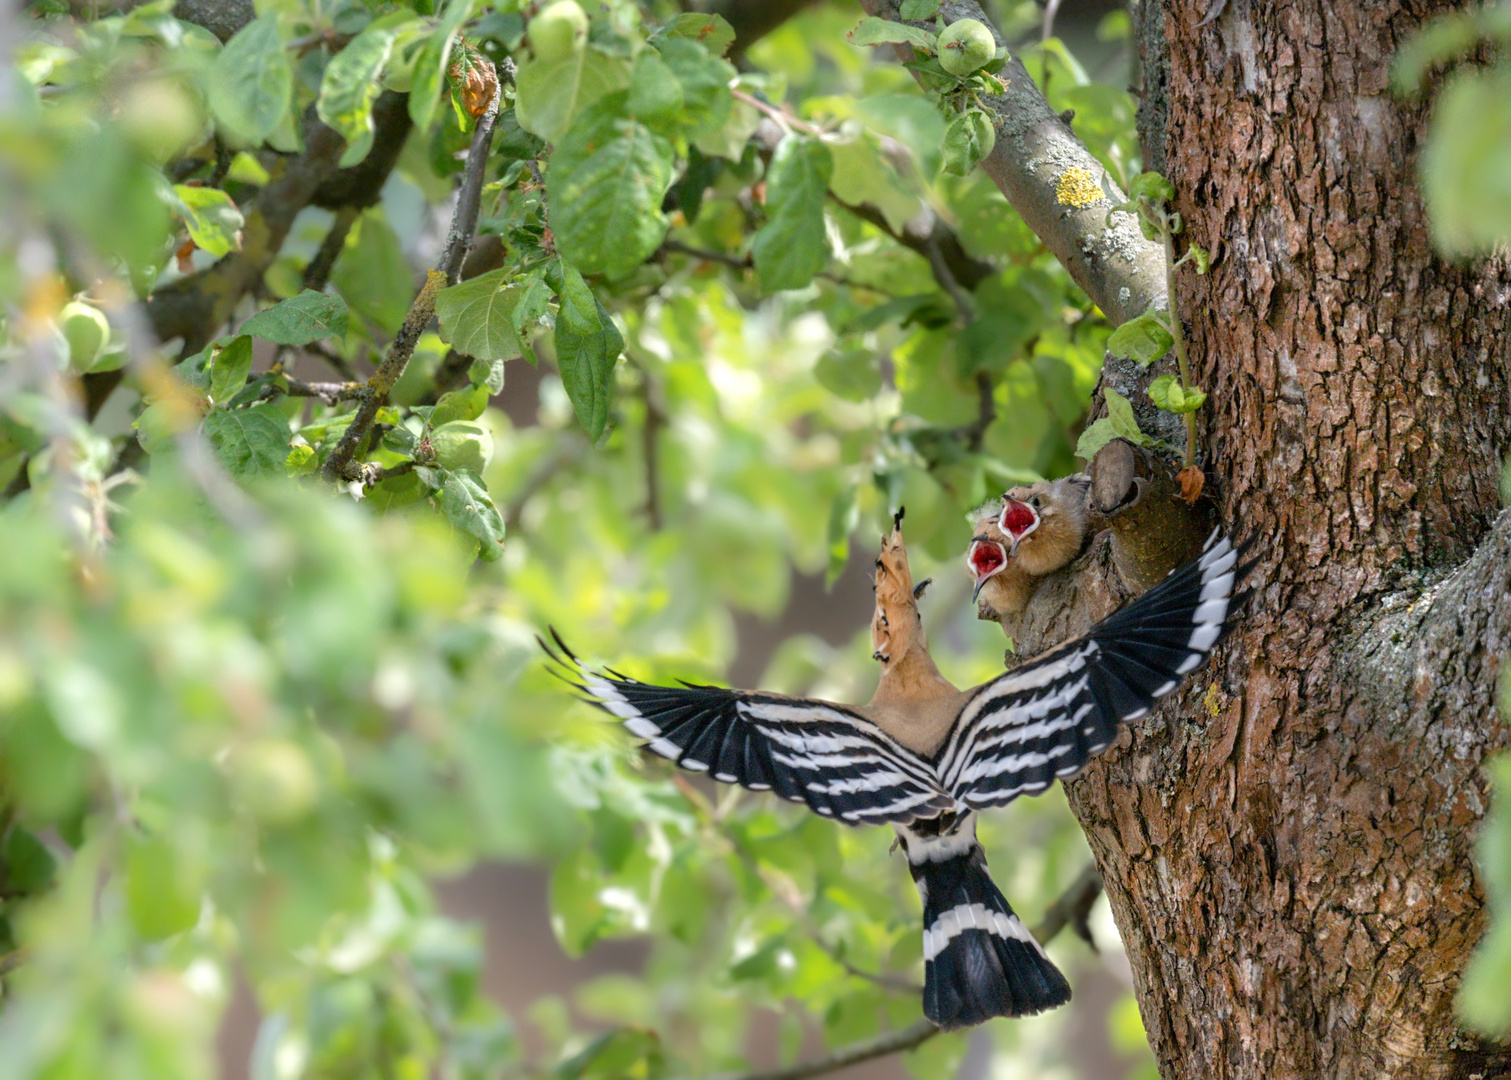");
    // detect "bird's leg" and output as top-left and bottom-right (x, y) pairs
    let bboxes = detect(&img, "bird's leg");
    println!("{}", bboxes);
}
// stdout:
(871, 513), (924, 665)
